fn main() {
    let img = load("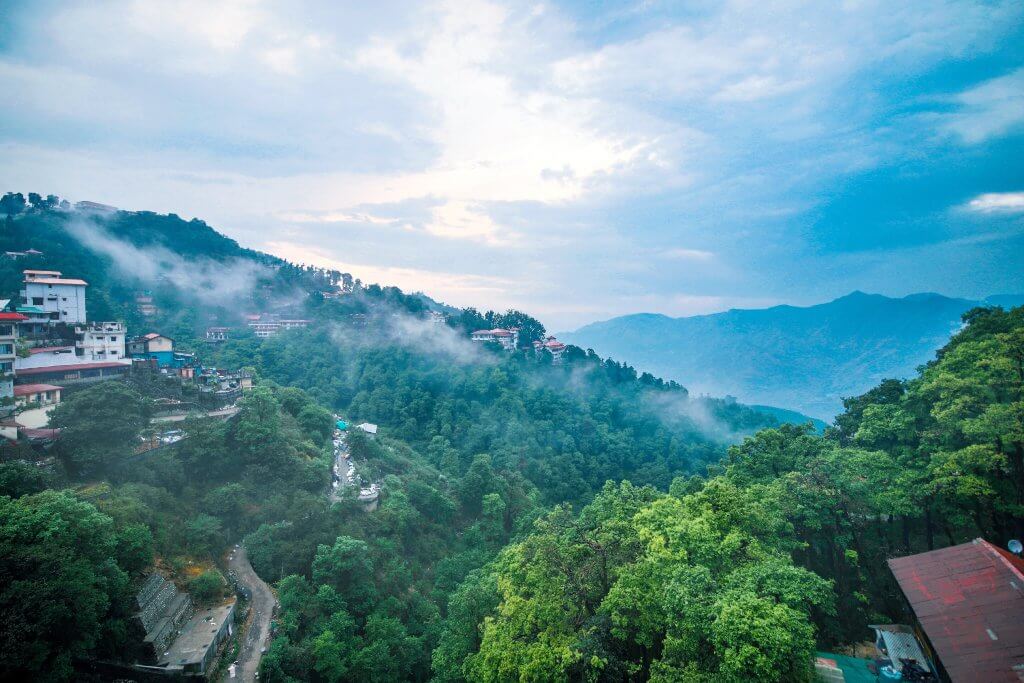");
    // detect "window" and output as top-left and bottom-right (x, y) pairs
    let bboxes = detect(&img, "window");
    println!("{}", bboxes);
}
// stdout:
(0, 344), (12, 355)
(32, 297), (43, 305)
(110, 336), (117, 341)
(0, 326), (11, 336)
(0, 362), (12, 373)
